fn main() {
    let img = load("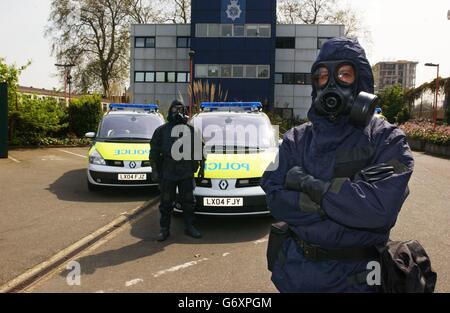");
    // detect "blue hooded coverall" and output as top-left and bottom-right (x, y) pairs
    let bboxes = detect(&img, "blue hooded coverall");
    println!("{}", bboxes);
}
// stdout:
(260, 38), (414, 292)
